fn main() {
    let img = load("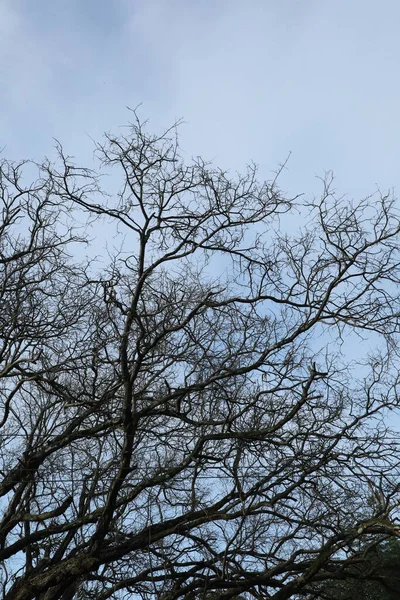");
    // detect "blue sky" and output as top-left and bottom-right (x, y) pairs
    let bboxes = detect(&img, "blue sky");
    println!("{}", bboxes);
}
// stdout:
(1, 0), (400, 201)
